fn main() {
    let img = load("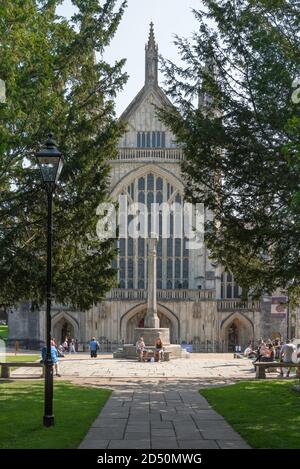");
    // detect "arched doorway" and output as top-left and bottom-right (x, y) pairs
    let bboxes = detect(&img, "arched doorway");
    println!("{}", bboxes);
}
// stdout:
(60, 321), (74, 345)
(227, 320), (239, 352)
(52, 312), (79, 346)
(126, 310), (173, 344)
(120, 303), (179, 344)
(220, 313), (254, 352)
